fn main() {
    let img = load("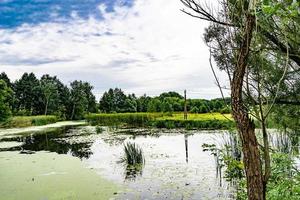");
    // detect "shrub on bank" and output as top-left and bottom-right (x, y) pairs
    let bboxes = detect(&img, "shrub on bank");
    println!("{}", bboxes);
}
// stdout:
(0, 115), (58, 128)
